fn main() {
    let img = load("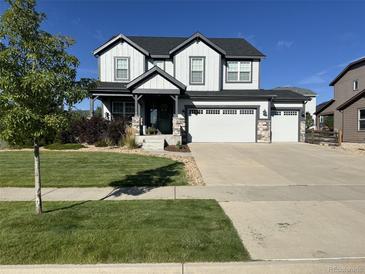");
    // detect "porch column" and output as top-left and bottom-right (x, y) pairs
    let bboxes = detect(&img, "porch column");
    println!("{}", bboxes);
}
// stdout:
(89, 96), (94, 117)
(132, 95), (143, 135)
(174, 95), (178, 115)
